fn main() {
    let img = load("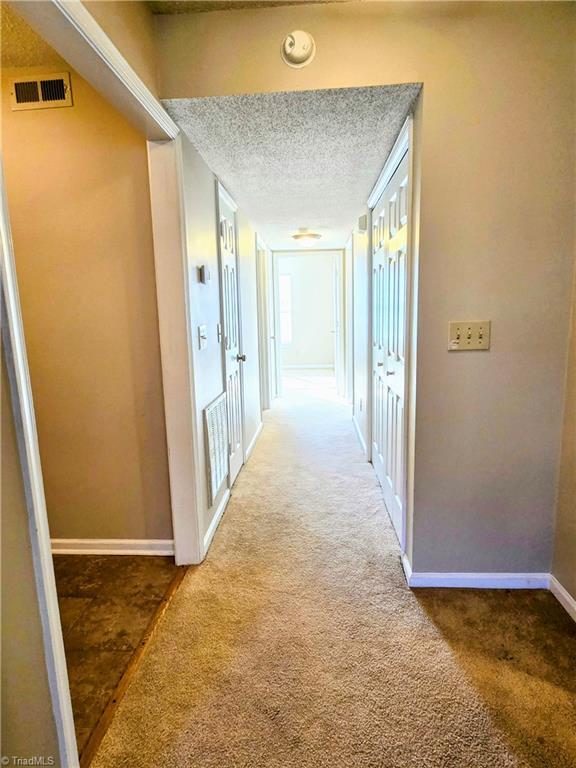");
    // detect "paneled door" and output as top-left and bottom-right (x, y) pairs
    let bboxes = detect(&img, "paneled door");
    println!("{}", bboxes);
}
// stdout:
(371, 150), (410, 544)
(217, 183), (244, 485)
